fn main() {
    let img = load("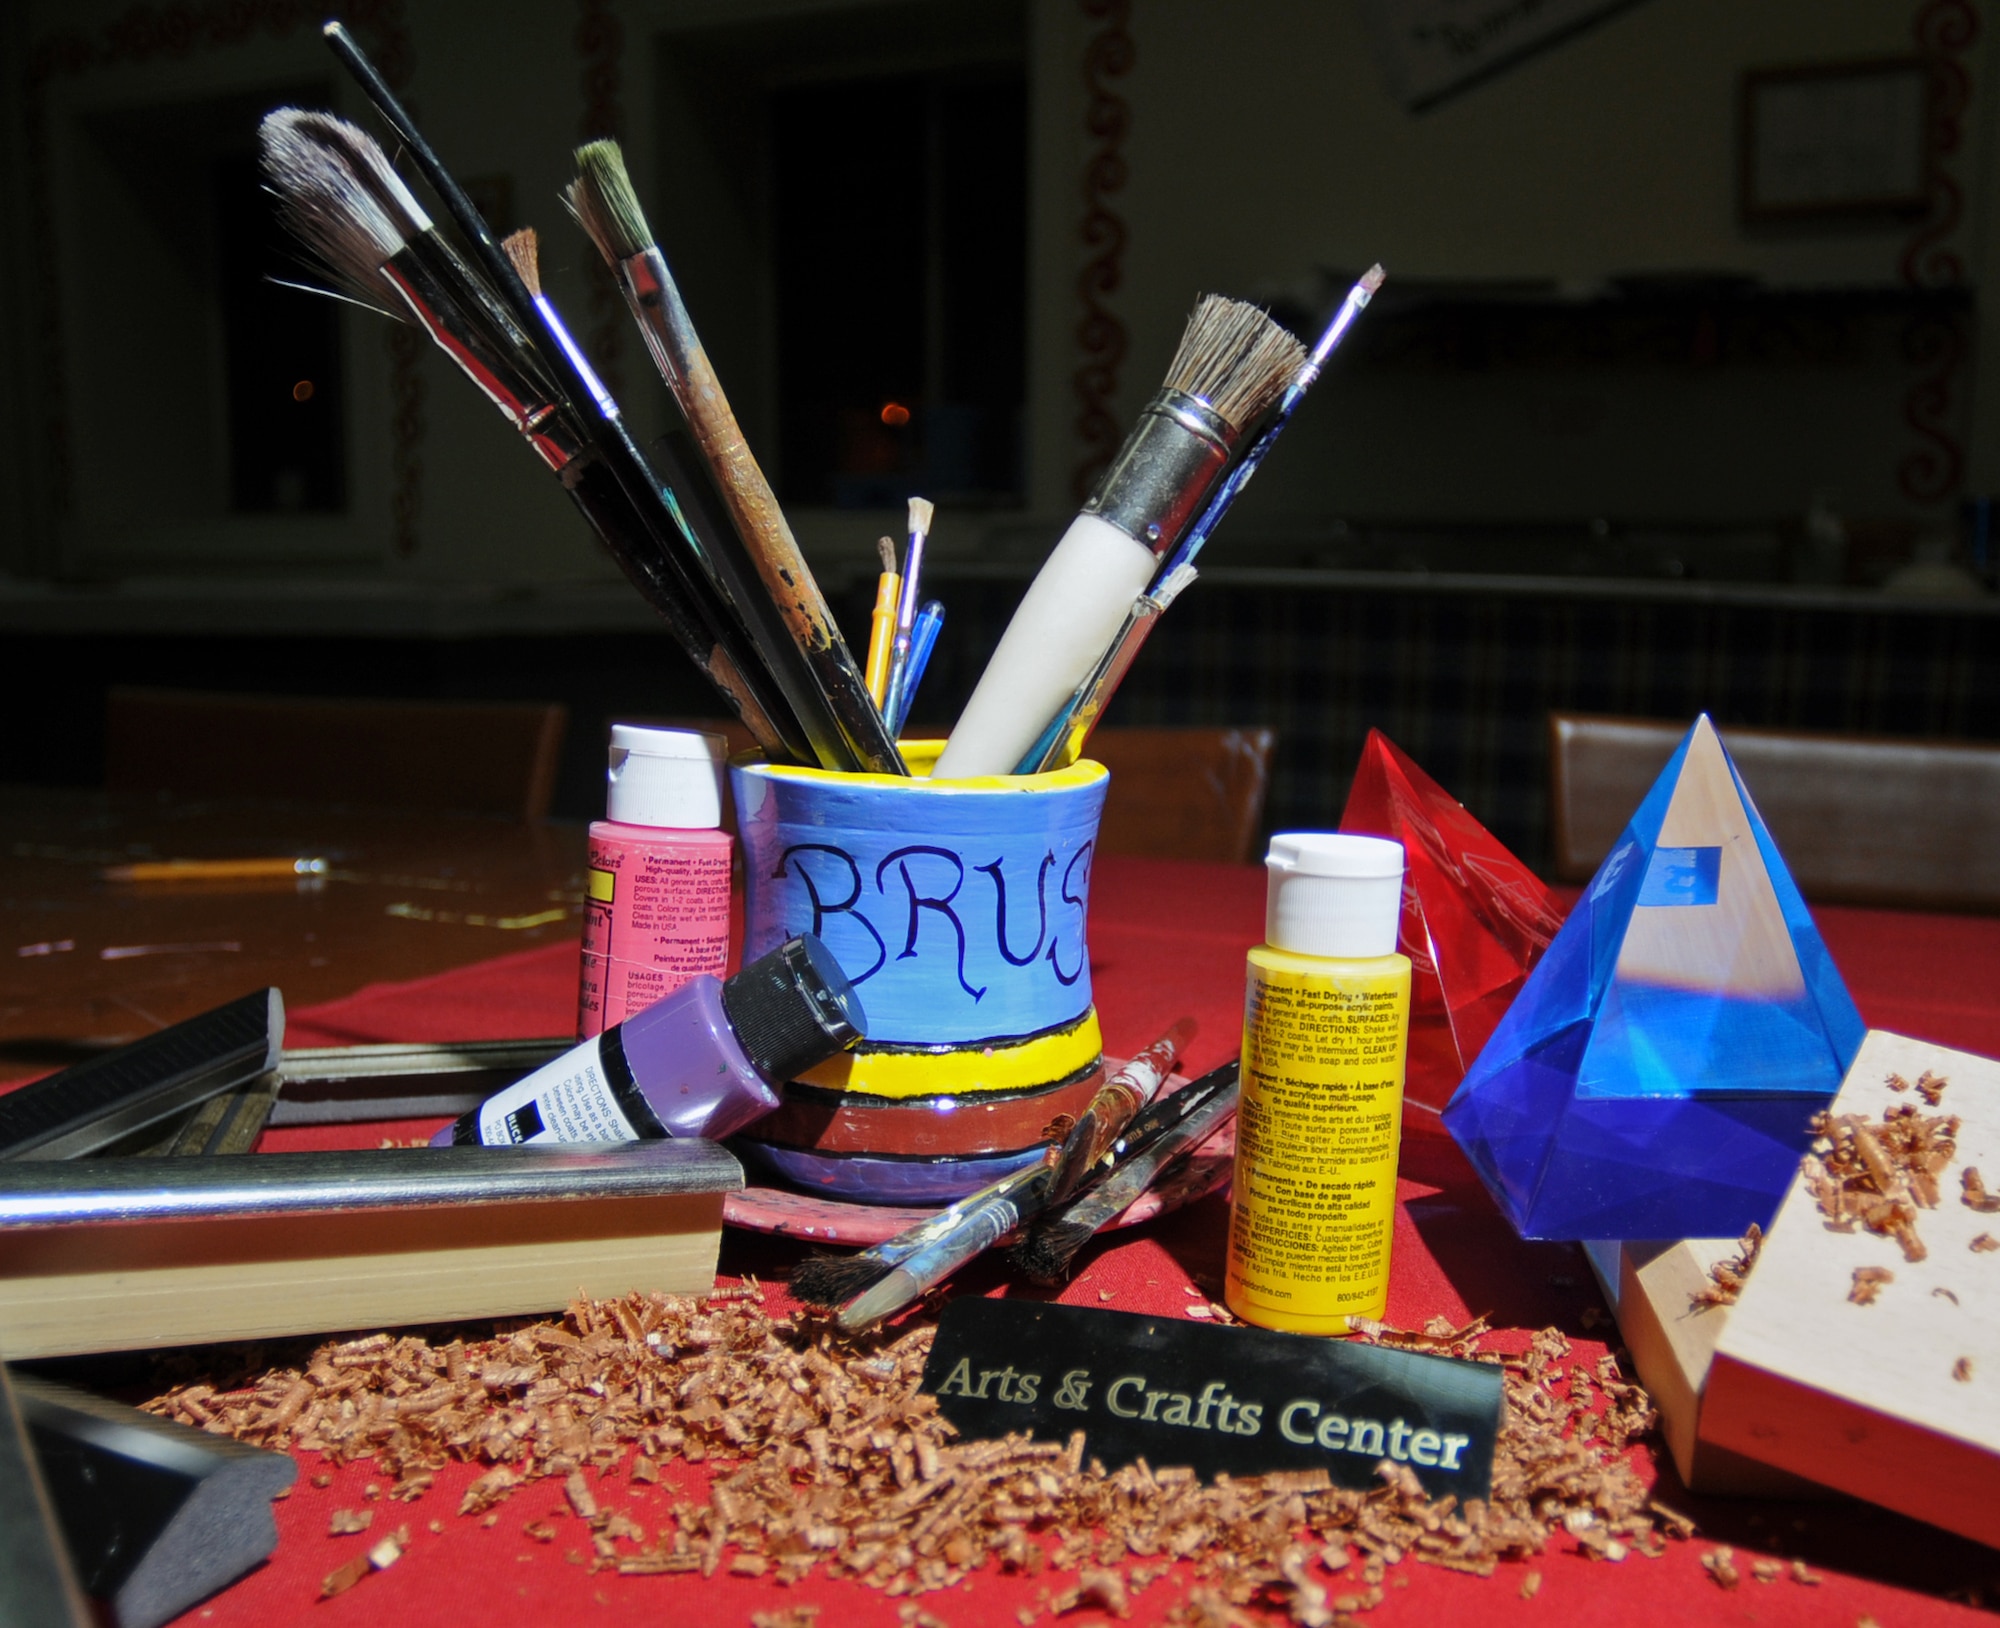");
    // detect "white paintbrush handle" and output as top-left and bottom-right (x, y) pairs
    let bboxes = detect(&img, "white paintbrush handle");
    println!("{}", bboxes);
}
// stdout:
(932, 515), (1156, 779)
